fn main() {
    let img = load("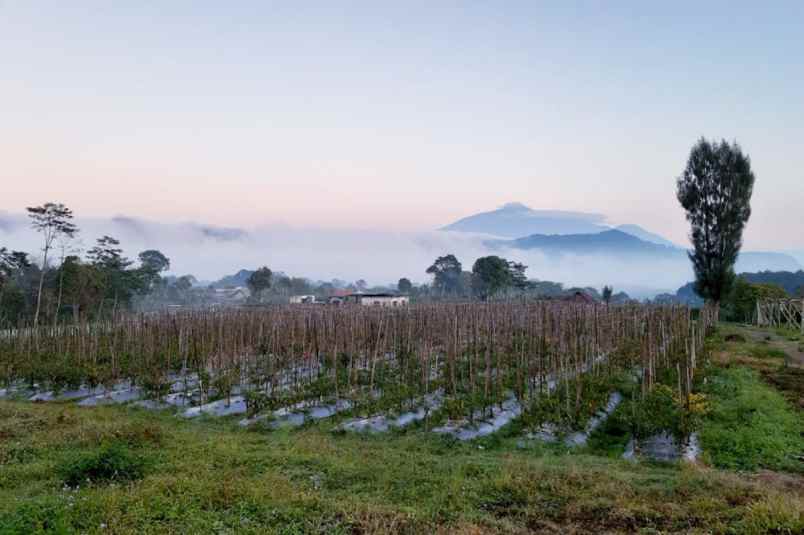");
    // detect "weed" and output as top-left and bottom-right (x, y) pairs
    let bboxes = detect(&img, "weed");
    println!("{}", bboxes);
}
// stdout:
(699, 366), (803, 472)
(59, 442), (148, 487)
